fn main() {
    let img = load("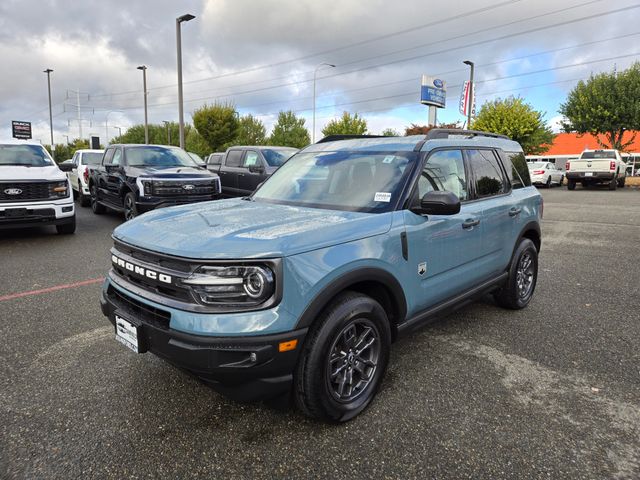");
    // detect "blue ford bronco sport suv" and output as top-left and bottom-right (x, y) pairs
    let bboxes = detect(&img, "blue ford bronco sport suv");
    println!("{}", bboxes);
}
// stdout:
(100, 129), (542, 422)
